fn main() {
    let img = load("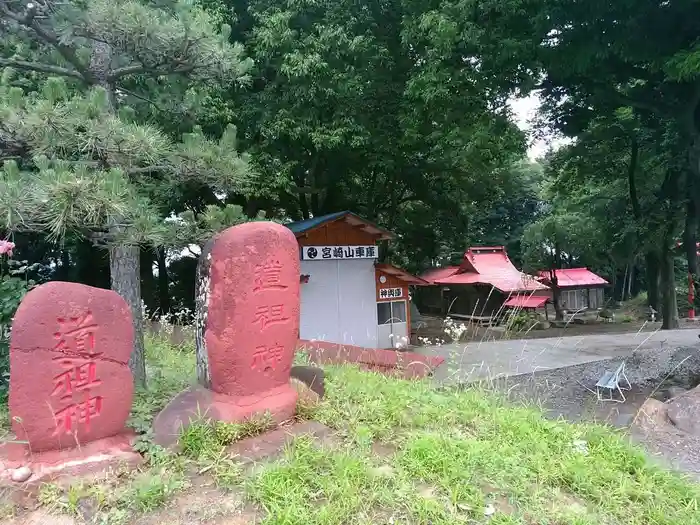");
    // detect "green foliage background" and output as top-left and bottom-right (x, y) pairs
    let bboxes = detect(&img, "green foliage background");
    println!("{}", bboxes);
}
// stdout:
(1, 0), (699, 341)
(0, 260), (31, 402)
